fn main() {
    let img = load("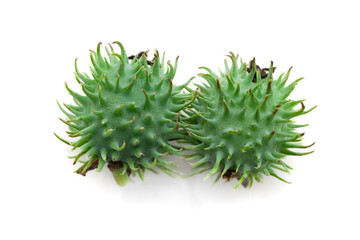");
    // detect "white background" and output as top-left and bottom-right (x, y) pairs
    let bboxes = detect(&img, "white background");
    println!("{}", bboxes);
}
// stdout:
(1, 0), (359, 239)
